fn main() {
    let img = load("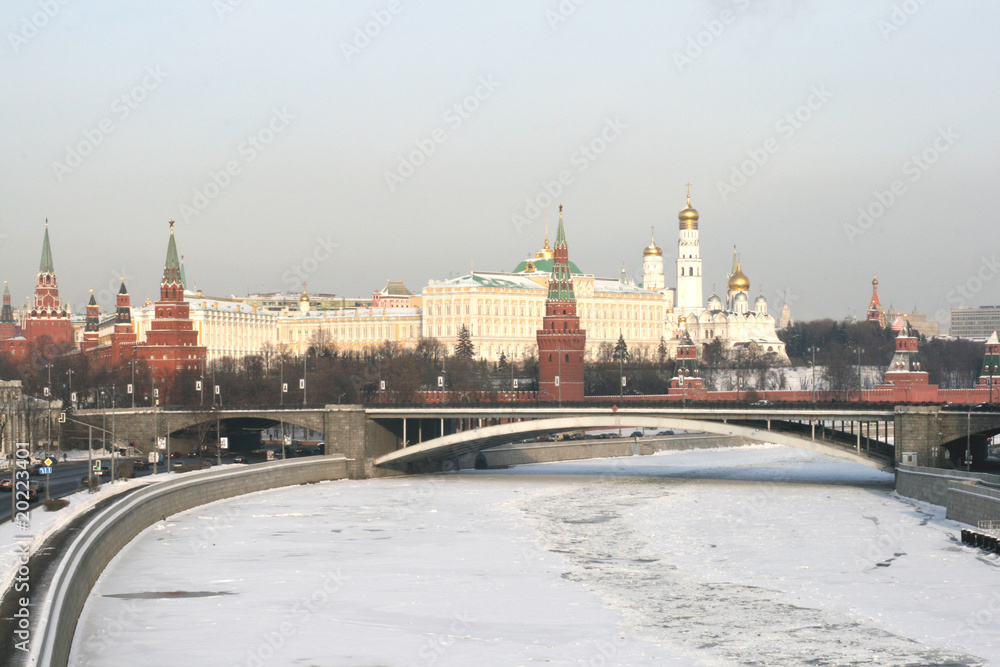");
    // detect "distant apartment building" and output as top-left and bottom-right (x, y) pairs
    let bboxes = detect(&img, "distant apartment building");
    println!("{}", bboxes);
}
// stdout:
(950, 306), (1000, 340)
